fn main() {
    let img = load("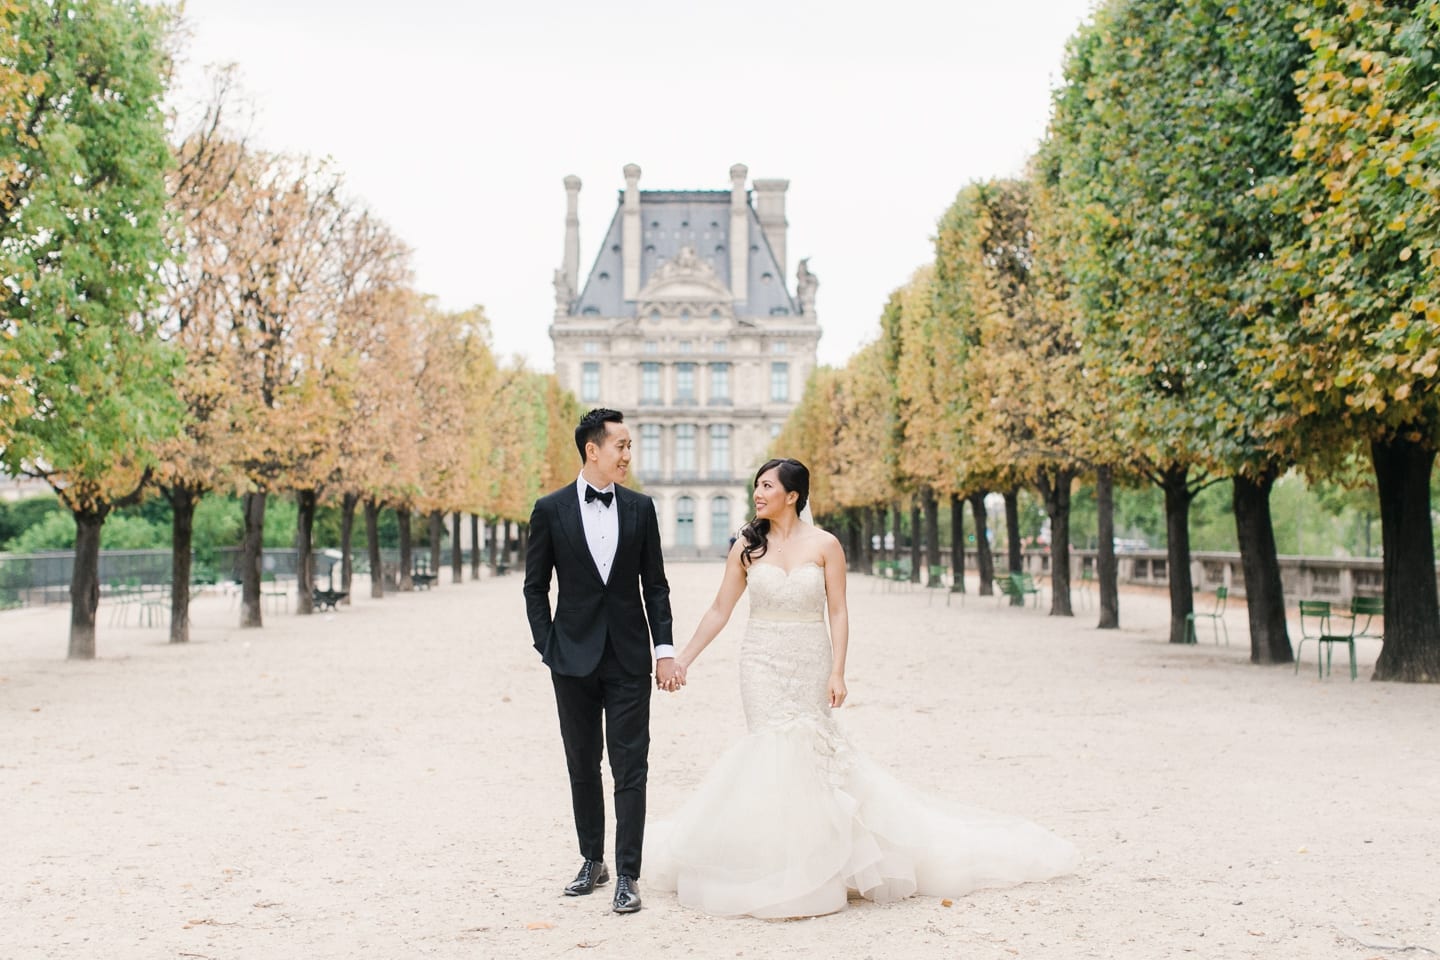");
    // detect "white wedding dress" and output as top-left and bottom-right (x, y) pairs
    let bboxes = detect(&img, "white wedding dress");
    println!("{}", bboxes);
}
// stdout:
(647, 561), (1077, 918)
